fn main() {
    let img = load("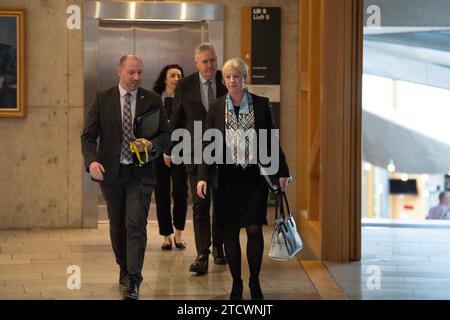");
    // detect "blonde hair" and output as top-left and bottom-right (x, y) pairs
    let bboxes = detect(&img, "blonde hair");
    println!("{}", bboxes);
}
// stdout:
(222, 58), (249, 82)
(222, 58), (248, 83)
